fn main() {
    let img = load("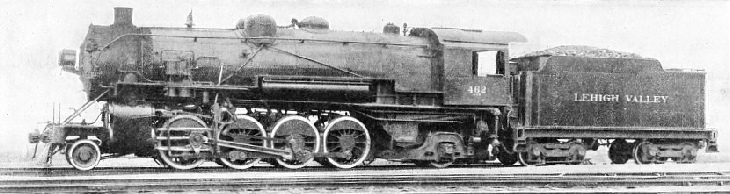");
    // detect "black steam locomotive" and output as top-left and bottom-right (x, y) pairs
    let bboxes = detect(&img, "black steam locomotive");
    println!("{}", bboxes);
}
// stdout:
(29, 8), (718, 170)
